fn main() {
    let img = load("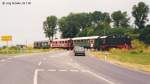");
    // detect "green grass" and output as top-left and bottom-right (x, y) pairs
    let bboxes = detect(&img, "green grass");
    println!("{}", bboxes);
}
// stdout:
(0, 48), (53, 56)
(90, 48), (150, 72)
(110, 49), (150, 65)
